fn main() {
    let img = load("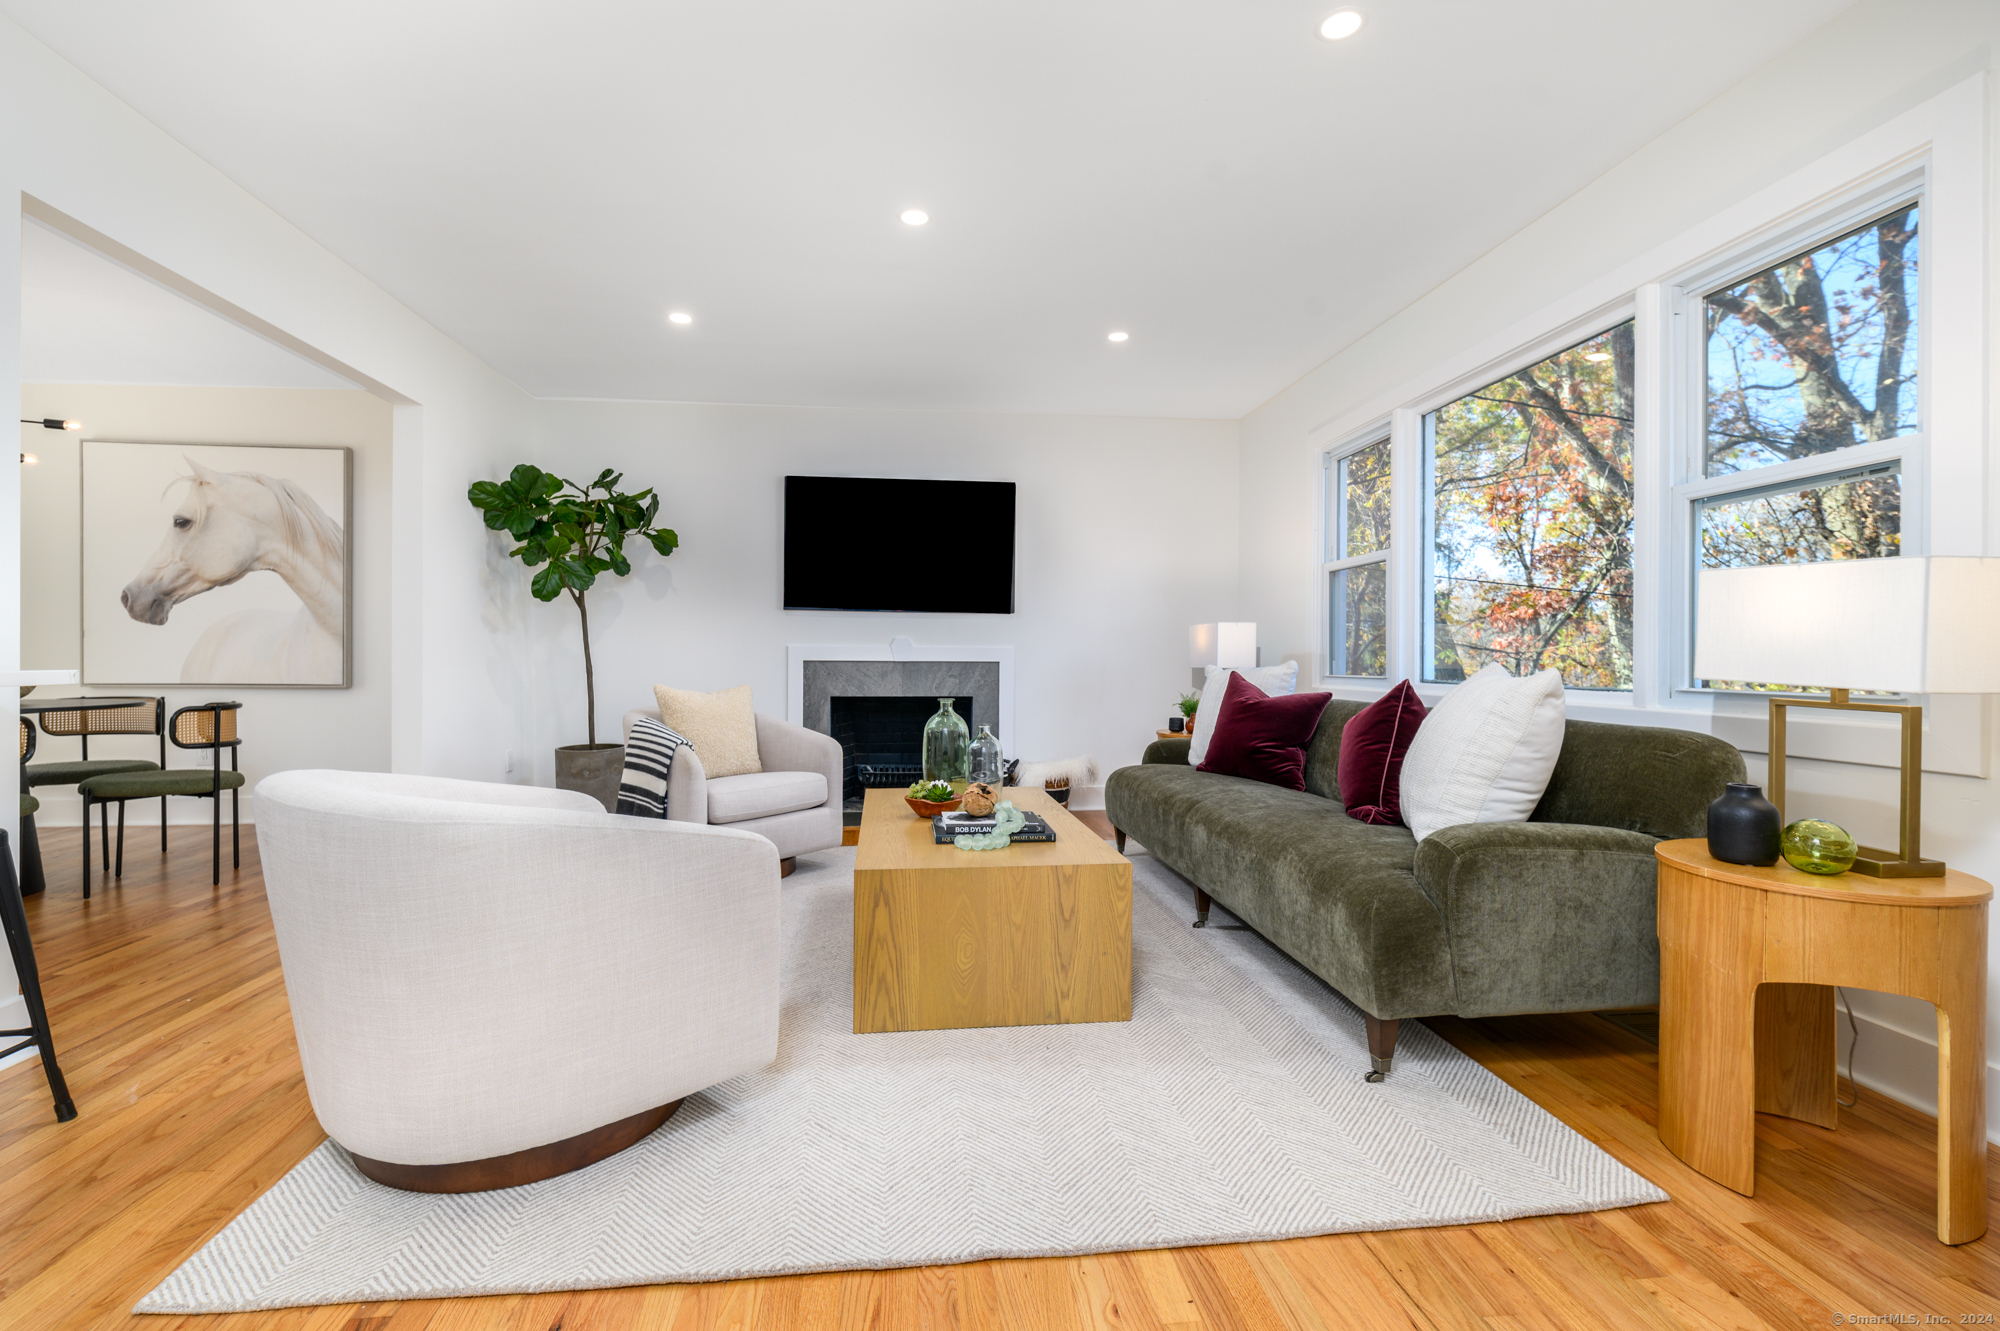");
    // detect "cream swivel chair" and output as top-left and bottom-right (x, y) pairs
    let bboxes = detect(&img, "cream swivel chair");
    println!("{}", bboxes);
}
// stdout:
(622, 709), (844, 875)
(254, 769), (781, 1192)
